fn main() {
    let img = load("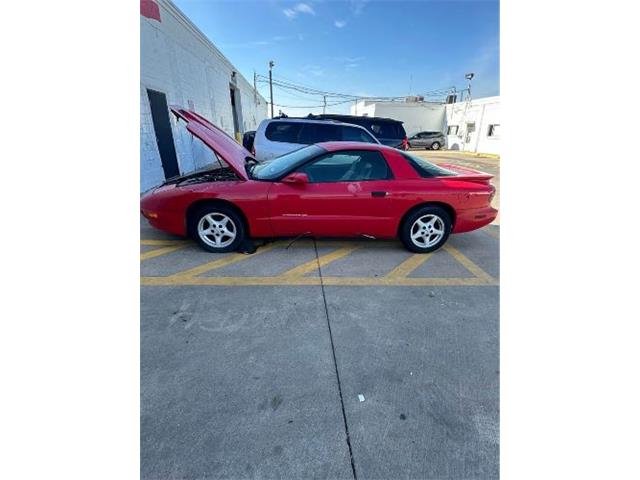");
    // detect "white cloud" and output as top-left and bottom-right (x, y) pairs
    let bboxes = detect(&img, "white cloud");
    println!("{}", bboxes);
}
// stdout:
(334, 20), (347, 28)
(295, 3), (315, 15)
(349, 0), (369, 16)
(283, 3), (316, 19)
